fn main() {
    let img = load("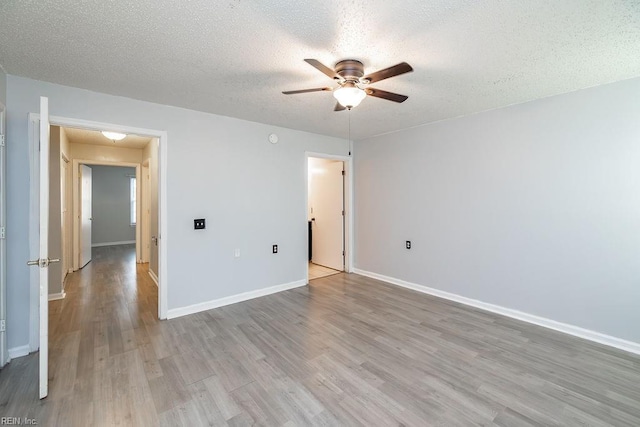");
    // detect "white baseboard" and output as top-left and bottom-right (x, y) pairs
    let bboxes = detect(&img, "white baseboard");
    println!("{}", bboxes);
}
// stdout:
(48, 292), (66, 301)
(167, 279), (307, 320)
(148, 270), (159, 287)
(353, 268), (640, 356)
(91, 240), (135, 248)
(8, 344), (30, 360)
